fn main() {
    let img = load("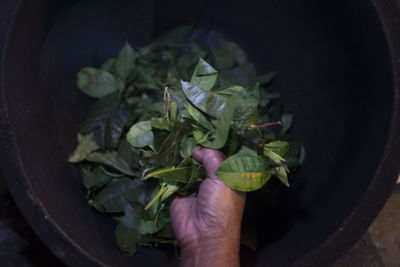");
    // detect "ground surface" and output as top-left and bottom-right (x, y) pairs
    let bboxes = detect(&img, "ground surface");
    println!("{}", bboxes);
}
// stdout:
(335, 185), (400, 267)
